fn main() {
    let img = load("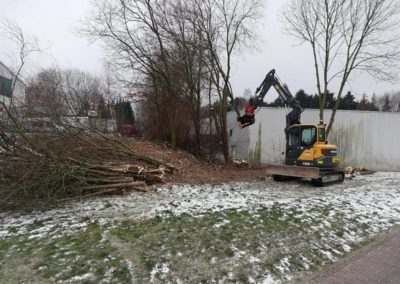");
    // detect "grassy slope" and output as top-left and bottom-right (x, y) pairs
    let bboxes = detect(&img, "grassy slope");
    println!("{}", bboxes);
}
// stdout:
(0, 205), (375, 283)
